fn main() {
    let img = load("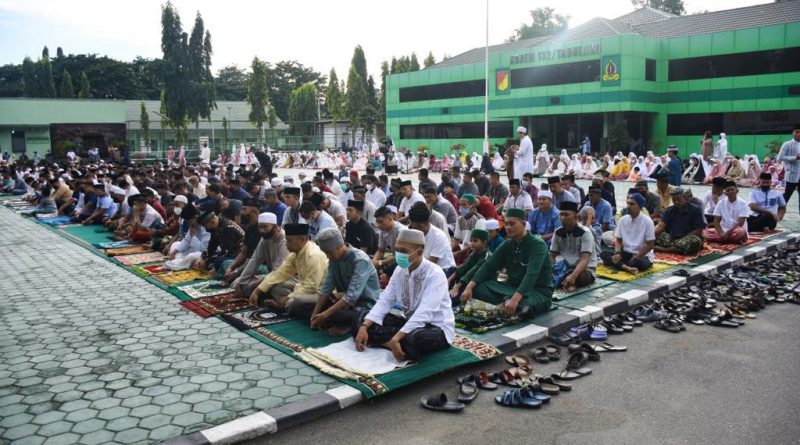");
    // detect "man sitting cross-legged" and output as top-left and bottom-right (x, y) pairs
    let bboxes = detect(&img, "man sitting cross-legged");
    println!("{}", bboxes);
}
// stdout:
(654, 187), (706, 255)
(291, 228), (381, 336)
(600, 193), (655, 275)
(449, 229), (492, 301)
(459, 208), (554, 319)
(703, 180), (750, 244)
(248, 223), (328, 315)
(354, 229), (455, 362)
(747, 172), (786, 233)
(549, 201), (597, 292)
